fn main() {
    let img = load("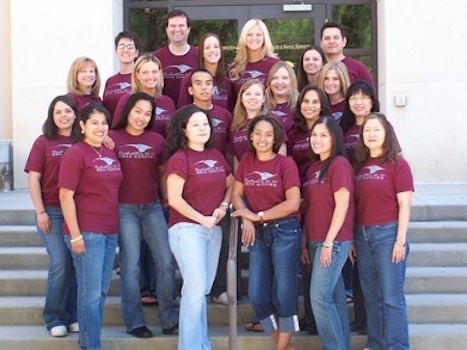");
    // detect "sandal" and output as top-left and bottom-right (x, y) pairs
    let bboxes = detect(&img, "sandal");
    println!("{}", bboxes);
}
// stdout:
(141, 292), (158, 305)
(243, 321), (264, 332)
